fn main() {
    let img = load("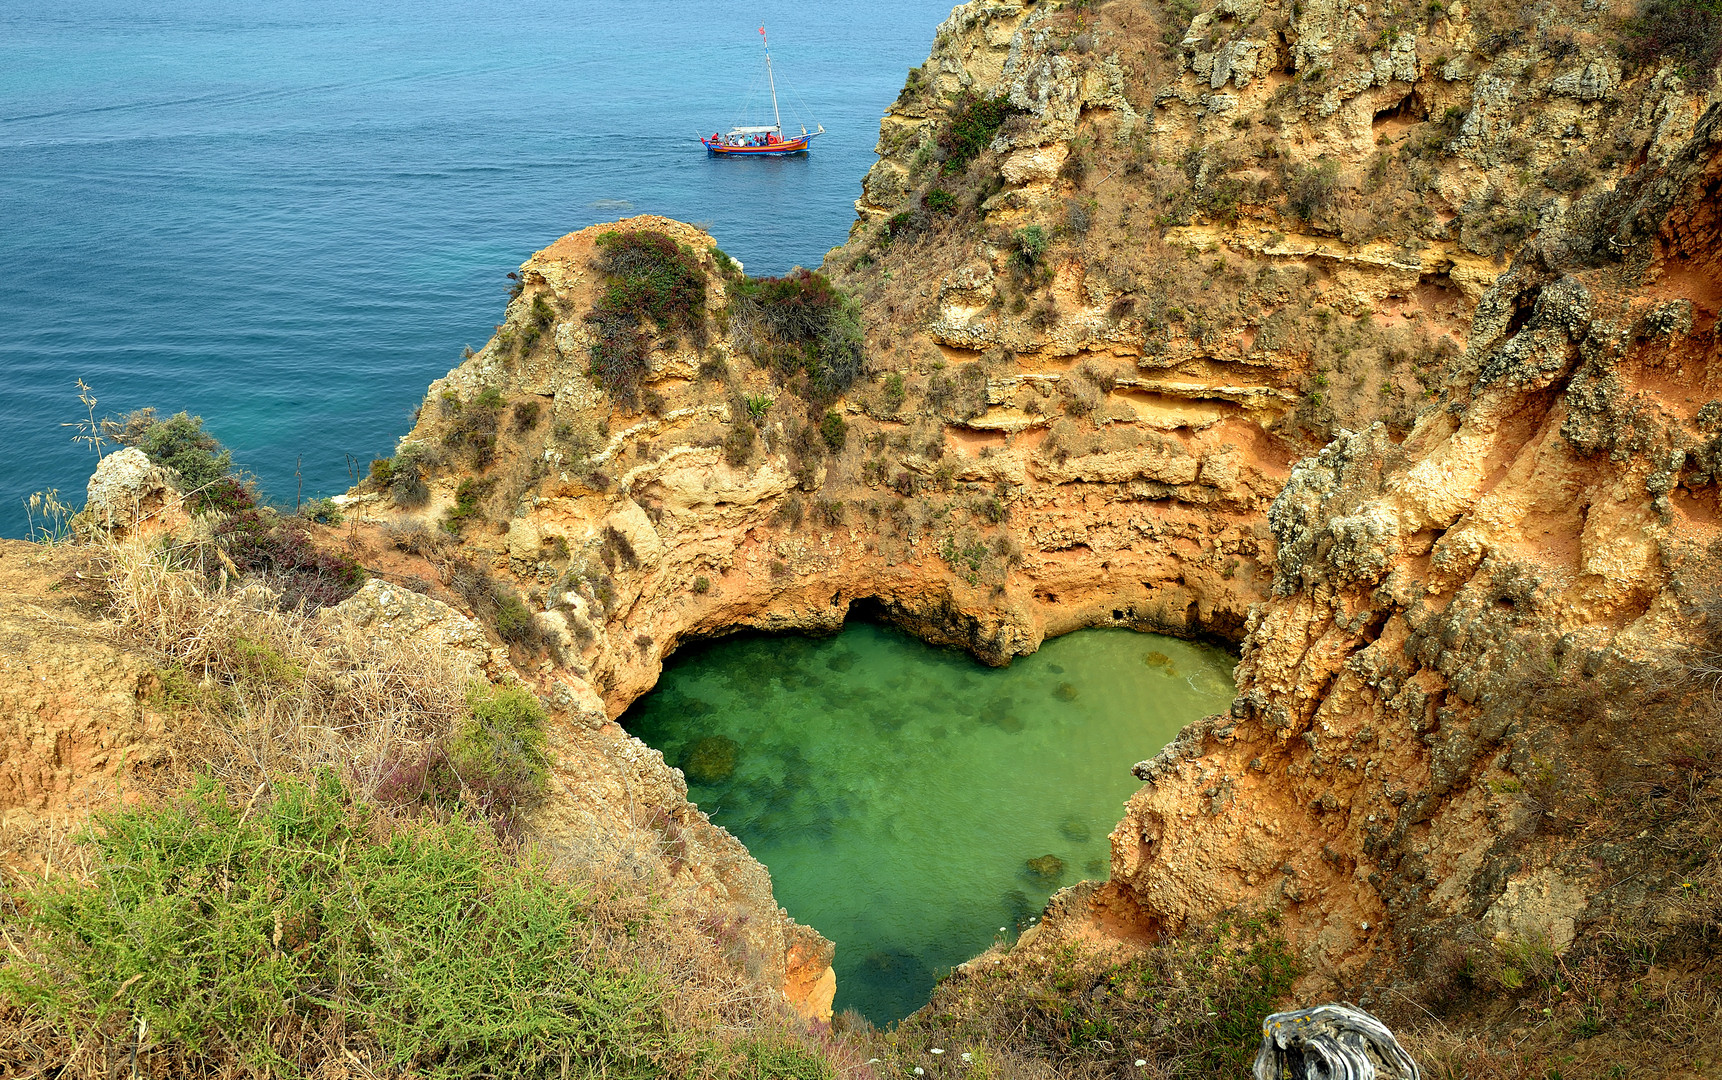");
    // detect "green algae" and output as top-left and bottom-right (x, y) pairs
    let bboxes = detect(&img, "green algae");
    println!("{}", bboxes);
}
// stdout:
(621, 624), (1235, 1023)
